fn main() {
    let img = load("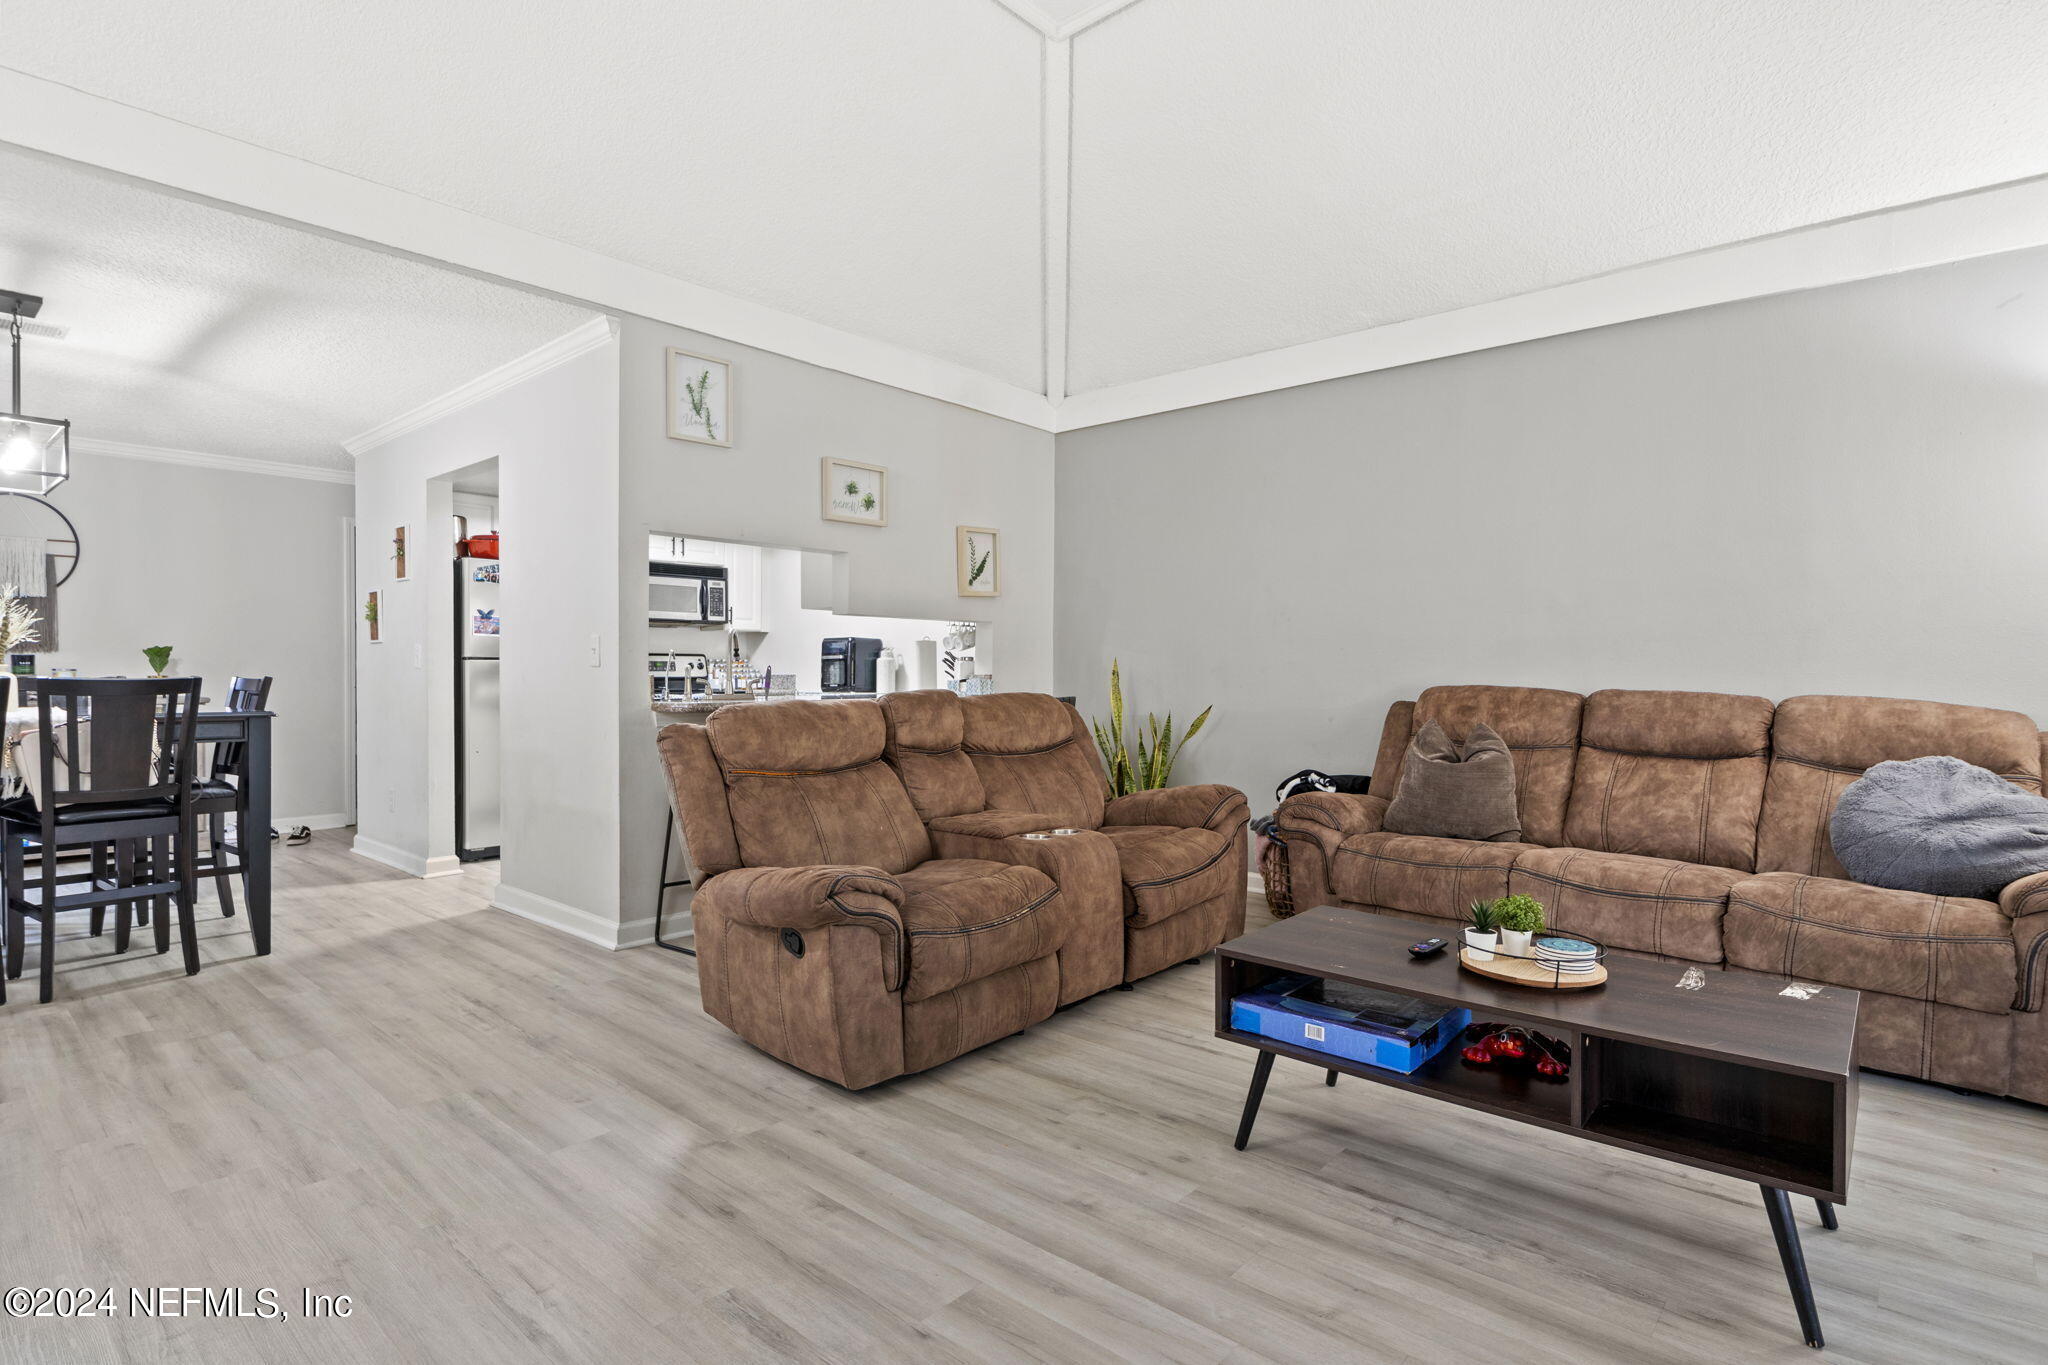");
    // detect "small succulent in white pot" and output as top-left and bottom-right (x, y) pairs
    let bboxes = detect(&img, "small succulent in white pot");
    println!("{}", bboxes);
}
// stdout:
(1493, 894), (1546, 959)
(1464, 900), (1500, 962)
